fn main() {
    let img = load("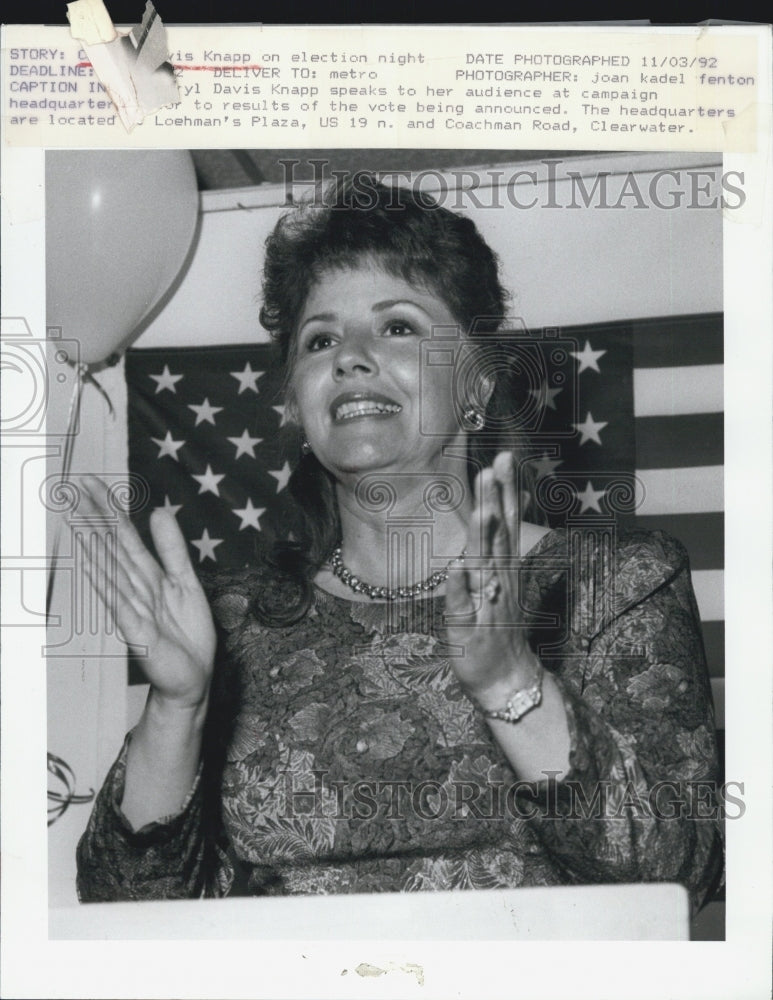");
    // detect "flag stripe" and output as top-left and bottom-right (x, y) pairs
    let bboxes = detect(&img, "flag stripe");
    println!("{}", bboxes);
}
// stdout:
(635, 413), (724, 469)
(710, 678), (724, 730)
(634, 364), (723, 417)
(635, 466), (723, 515)
(702, 621), (725, 678)
(691, 570), (724, 622)
(632, 314), (723, 368)
(630, 312), (725, 704)
(631, 512), (723, 570)
(128, 659), (148, 686)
